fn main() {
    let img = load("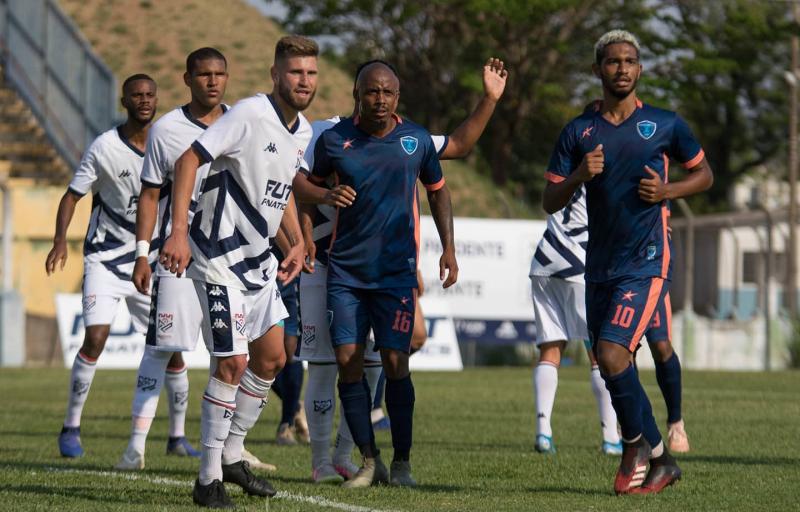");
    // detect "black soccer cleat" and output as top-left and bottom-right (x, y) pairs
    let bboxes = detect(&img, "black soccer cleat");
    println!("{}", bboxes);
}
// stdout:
(614, 436), (651, 495)
(633, 451), (682, 494)
(192, 479), (234, 509)
(222, 459), (277, 497)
